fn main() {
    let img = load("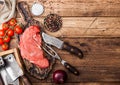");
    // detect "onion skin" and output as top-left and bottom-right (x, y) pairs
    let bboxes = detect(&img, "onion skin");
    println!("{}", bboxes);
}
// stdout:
(53, 70), (68, 84)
